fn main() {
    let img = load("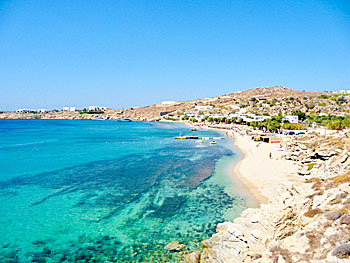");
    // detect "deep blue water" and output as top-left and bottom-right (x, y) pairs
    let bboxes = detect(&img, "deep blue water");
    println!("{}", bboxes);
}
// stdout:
(0, 120), (246, 262)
